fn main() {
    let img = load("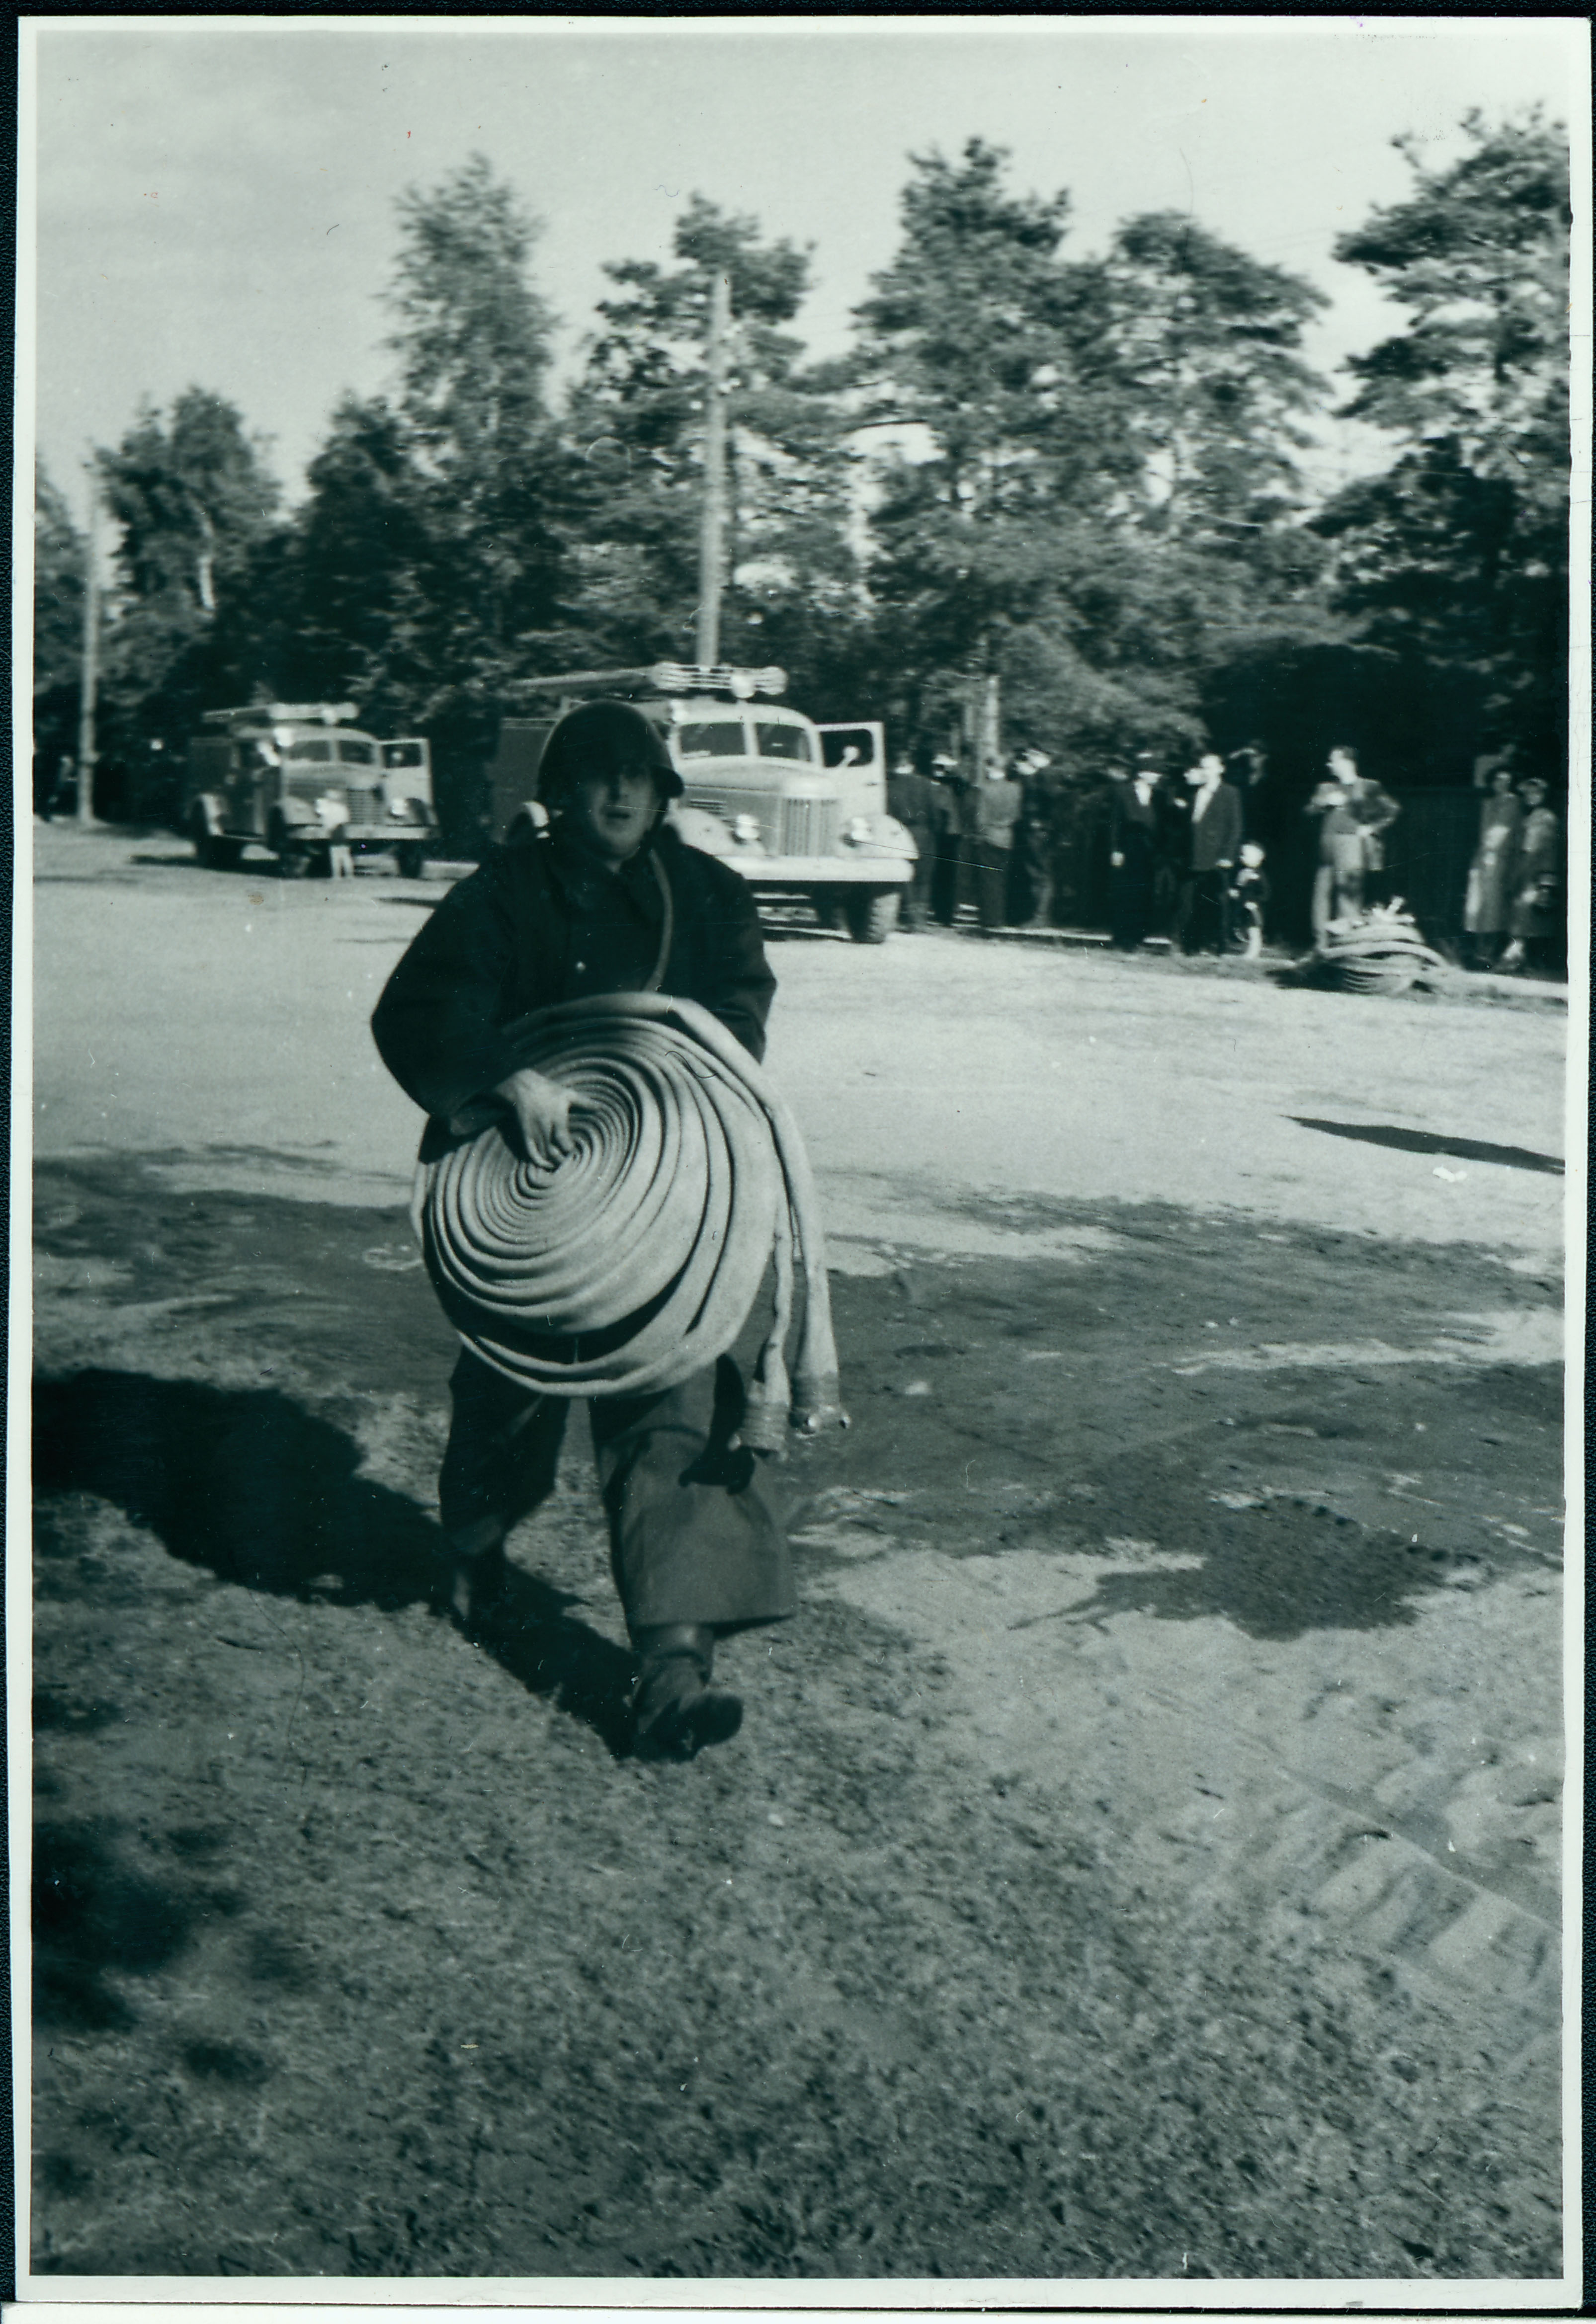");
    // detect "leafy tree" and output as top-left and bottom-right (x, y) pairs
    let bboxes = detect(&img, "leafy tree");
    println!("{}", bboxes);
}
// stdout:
(92, 388), (283, 766)
(275, 394), (438, 723)
(388, 151), (557, 474)
(563, 195), (862, 700)
(33, 462), (85, 801)
(274, 158), (572, 845)
(848, 140), (1121, 752)
(1314, 110), (1571, 771)
(851, 142), (1335, 771)
(1089, 212), (1327, 538)
(382, 155), (569, 688)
